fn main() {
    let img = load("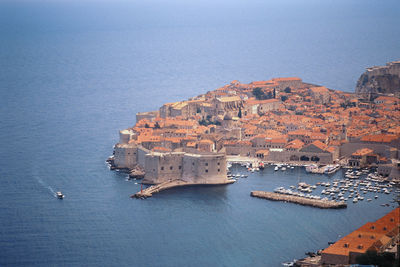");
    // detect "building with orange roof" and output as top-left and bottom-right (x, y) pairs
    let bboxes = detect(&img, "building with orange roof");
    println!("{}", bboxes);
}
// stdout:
(271, 77), (303, 91)
(361, 134), (399, 144)
(321, 207), (400, 265)
(285, 139), (304, 151)
(112, 76), (399, 175)
(243, 98), (280, 116)
(198, 139), (215, 152)
(348, 148), (377, 167)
